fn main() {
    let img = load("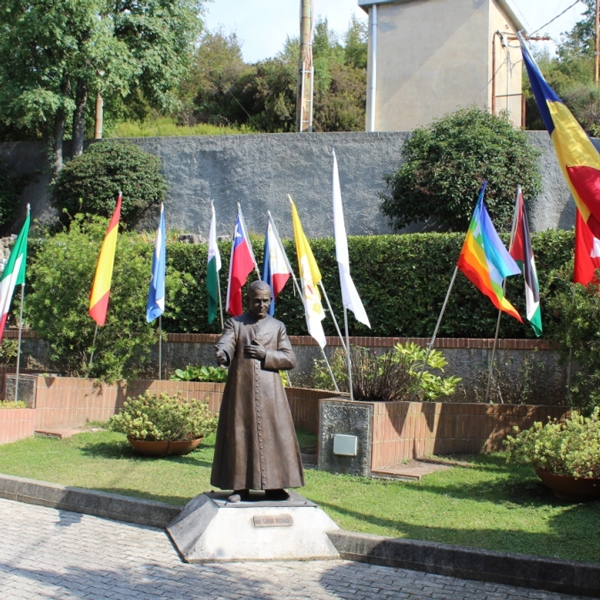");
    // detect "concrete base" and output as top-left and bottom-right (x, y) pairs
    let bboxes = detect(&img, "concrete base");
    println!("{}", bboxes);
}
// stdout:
(166, 491), (340, 563)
